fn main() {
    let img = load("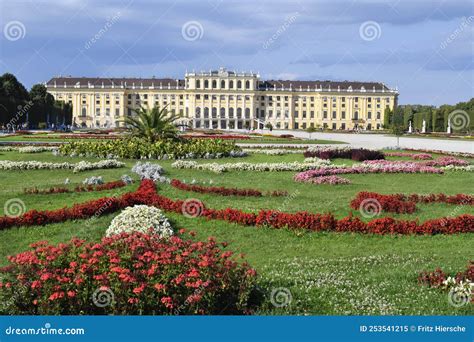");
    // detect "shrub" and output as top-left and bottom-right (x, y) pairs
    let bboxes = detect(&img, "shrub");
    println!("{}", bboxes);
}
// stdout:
(304, 147), (384, 161)
(83, 176), (104, 185)
(58, 137), (241, 160)
(132, 162), (169, 183)
(0, 232), (257, 315)
(106, 205), (173, 238)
